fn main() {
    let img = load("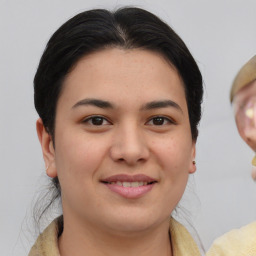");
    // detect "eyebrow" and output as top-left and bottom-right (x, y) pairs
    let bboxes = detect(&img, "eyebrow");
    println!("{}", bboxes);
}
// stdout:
(72, 98), (114, 109)
(141, 100), (183, 113)
(72, 98), (183, 113)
